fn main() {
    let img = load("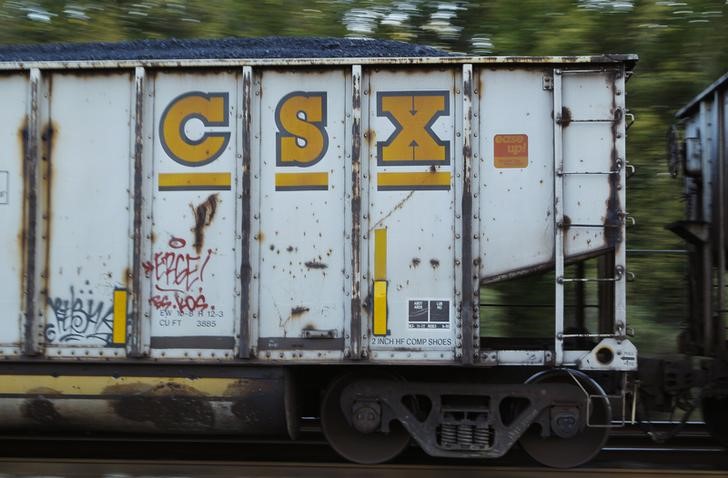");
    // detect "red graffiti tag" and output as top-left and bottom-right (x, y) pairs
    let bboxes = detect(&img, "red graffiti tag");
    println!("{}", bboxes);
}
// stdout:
(146, 237), (214, 314)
